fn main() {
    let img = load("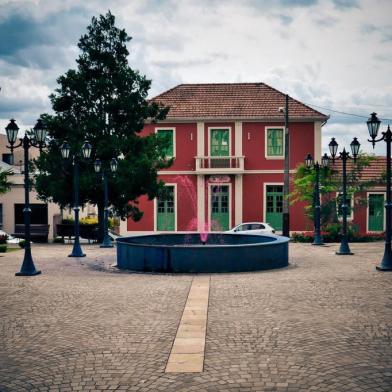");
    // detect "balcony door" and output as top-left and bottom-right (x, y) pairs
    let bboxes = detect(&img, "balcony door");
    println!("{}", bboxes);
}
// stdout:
(210, 128), (230, 168)
(157, 186), (175, 231)
(265, 185), (283, 230)
(210, 185), (230, 231)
